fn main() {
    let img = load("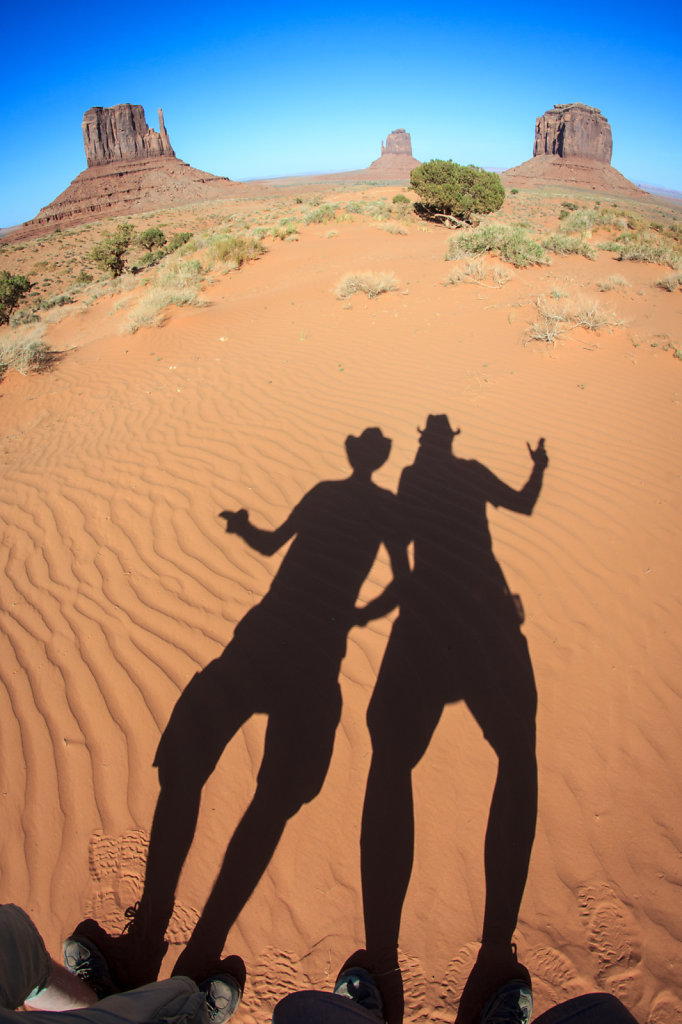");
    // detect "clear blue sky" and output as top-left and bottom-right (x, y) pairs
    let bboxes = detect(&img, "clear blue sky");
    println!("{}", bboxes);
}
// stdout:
(3, 0), (681, 227)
